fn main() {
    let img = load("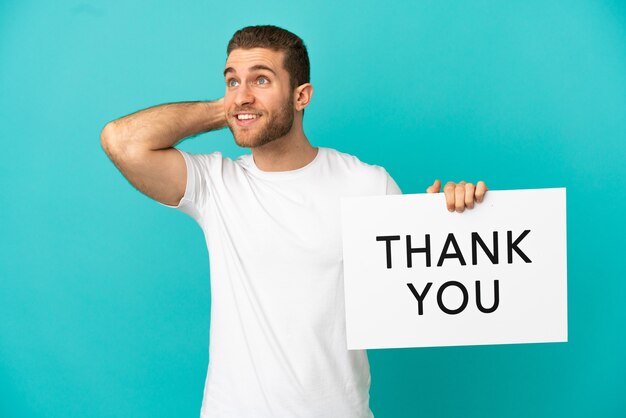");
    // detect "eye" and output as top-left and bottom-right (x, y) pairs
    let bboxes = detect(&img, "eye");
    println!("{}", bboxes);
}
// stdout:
(227, 79), (239, 87)
(257, 76), (269, 85)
